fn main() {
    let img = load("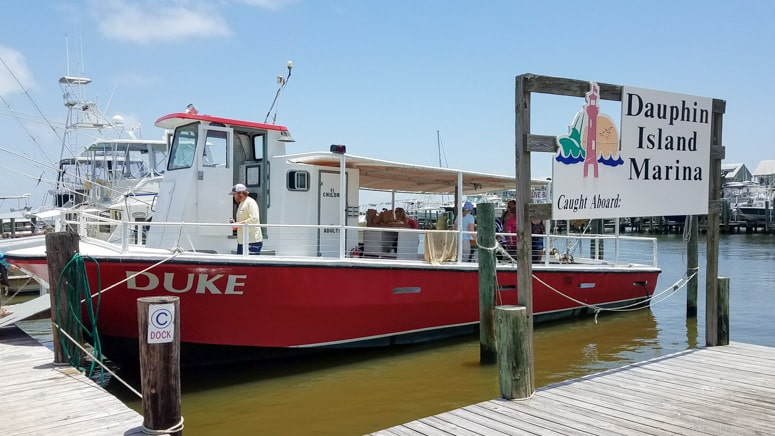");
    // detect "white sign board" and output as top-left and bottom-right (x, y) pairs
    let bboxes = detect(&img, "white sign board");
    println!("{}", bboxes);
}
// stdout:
(147, 303), (175, 344)
(552, 83), (712, 220)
